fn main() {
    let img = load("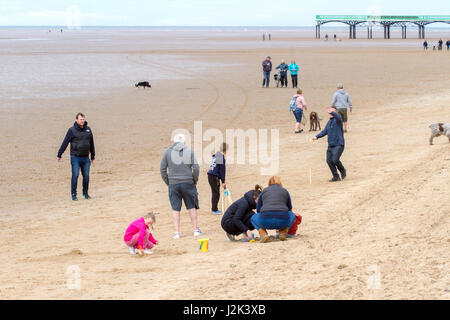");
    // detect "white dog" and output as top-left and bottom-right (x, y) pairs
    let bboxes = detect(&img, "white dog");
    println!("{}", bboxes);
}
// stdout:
(429, 123), (450, 145)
